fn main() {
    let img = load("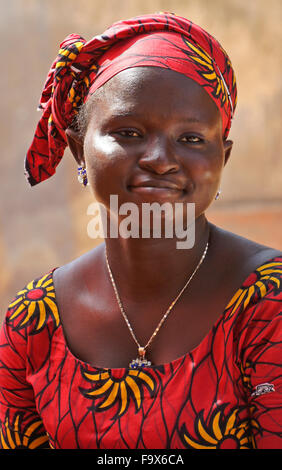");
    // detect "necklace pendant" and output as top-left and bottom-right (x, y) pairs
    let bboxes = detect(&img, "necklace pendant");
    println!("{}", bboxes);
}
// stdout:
(129, 347), (152, 369)
(129, 357), (152, 369)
